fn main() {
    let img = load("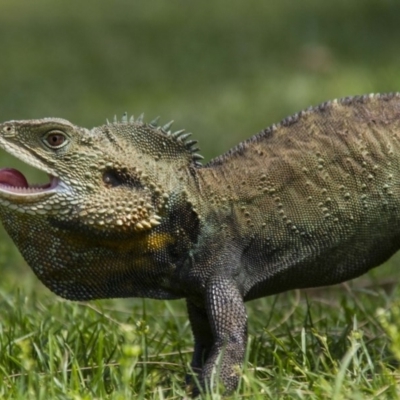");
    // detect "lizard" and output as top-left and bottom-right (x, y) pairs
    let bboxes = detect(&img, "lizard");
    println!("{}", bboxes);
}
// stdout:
(0, 93), (400, 394)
